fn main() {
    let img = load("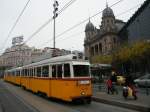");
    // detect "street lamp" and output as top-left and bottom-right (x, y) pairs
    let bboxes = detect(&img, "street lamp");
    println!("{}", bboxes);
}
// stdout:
(53, 0), (59, 49)
(52, 0), (59, 57)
